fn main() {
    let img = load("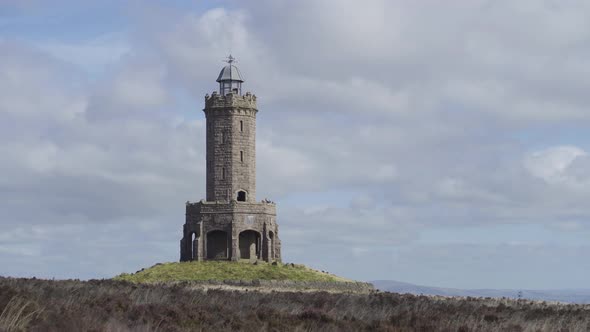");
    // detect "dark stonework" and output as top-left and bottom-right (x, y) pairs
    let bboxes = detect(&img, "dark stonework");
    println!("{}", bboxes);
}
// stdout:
(180, 60), (281, 263)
